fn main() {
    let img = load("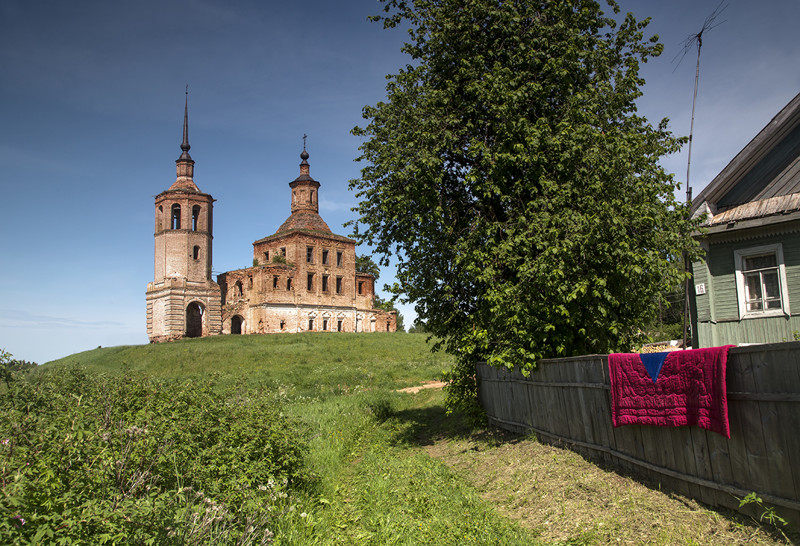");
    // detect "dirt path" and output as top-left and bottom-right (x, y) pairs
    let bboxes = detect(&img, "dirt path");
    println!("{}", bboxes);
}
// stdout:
(396, 380), (446, 394)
